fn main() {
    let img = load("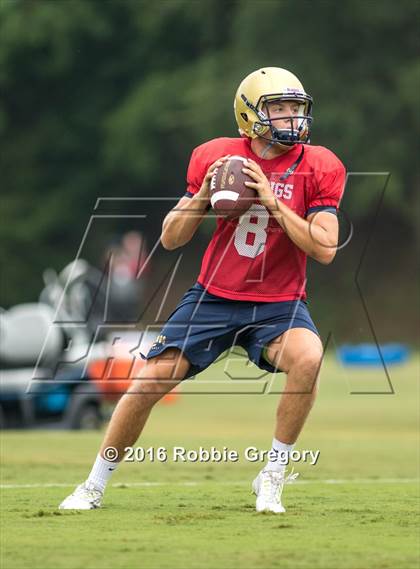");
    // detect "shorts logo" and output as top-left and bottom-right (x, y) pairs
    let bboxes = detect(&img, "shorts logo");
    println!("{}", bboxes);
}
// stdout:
(228, 174), (235, 185)
(151, 334), (166, 350)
